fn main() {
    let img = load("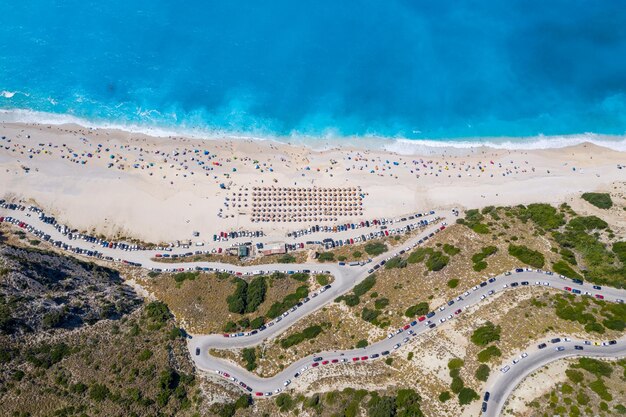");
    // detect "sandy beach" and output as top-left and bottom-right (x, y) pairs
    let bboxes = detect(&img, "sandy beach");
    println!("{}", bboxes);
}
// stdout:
(0, 121), (624, 243)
